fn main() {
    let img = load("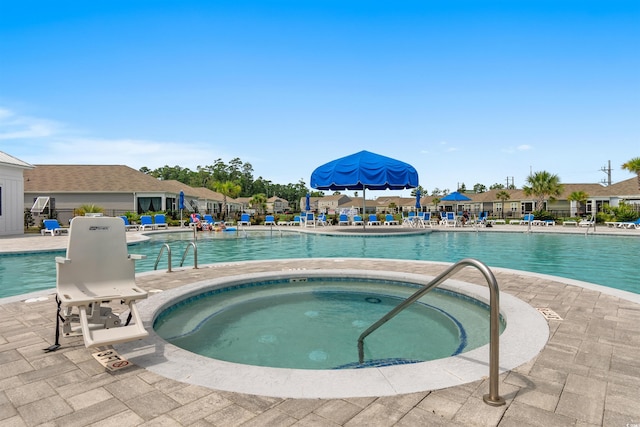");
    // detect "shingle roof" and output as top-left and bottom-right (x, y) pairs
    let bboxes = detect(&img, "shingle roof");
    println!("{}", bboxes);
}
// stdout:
(24, 165), (172, 193)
